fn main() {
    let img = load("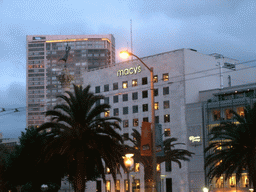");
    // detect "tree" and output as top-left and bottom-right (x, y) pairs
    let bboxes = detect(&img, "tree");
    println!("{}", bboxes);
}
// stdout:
(205, 103), (256, 191)
(126, 129), (193, 191)
(3, 127), (65, 192)
(37, 84), (126, 192)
